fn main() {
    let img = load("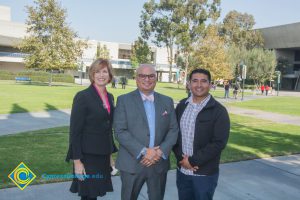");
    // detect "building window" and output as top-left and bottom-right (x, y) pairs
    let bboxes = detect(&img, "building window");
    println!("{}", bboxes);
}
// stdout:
(295, 50), (300, 61)
(294, 64), (300, 71)
(118, 49), (131, 59)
